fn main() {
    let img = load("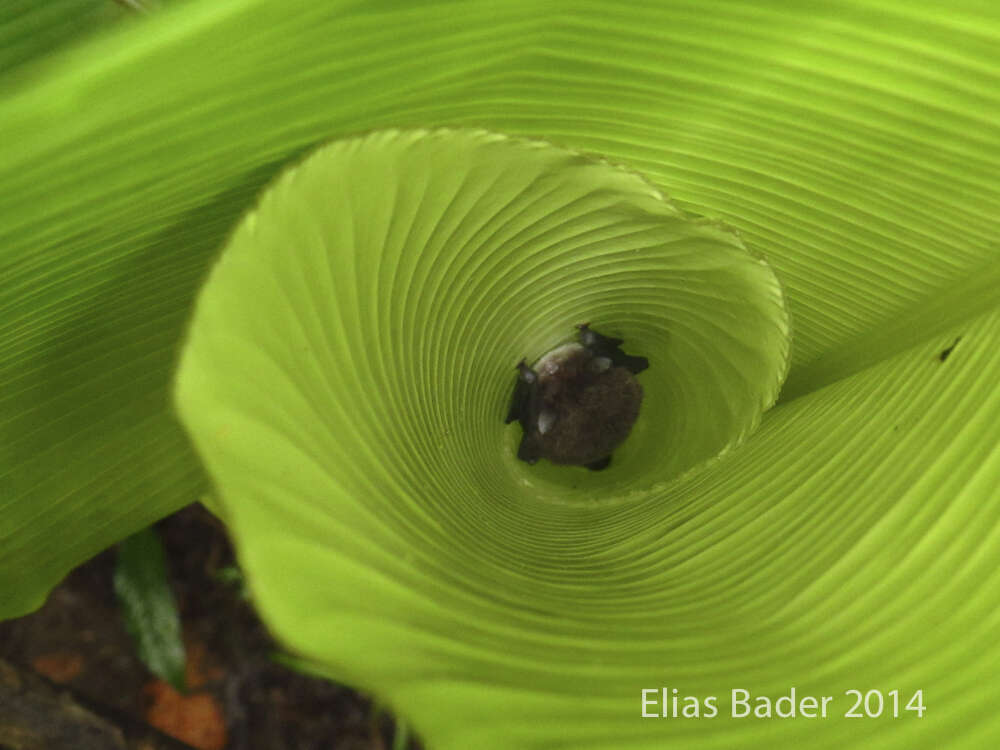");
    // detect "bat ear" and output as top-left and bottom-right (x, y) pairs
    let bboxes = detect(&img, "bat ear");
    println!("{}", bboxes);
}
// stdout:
(622, 355), (649, 374)
(516, 359), (537, 383)
(577, 323), (624, 351)
(505, 360), (538, 423)
(505, 382), (526, 423)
